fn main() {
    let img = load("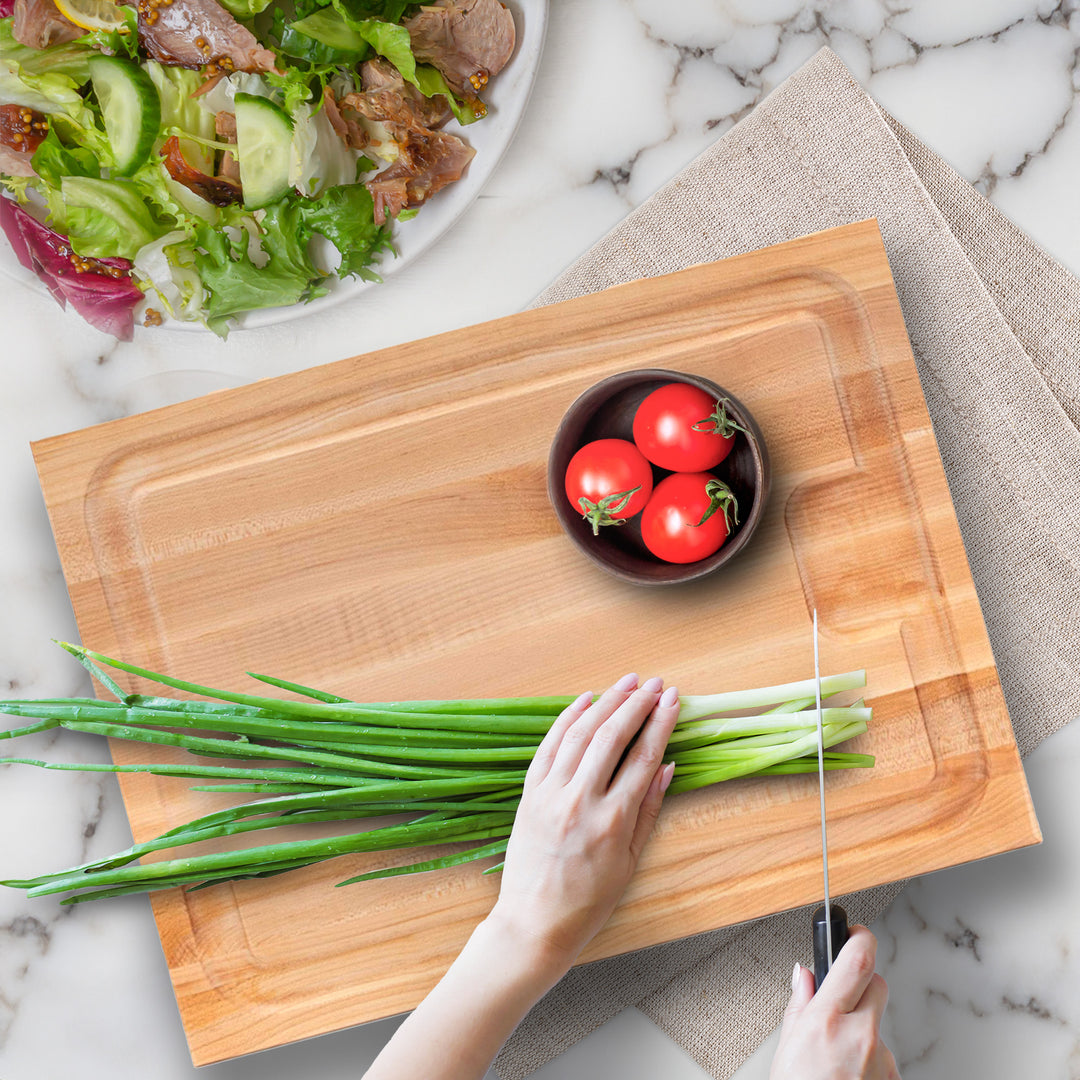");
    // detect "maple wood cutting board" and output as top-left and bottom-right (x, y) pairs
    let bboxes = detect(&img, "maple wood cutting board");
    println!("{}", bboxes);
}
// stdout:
(32, 220), (1039, 1065)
